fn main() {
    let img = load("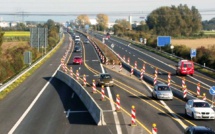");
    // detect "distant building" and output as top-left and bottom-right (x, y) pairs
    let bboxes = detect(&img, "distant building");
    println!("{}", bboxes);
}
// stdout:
(90, 19), (97, 25)
(0, 21), (10, 27)
(128, 16), (132, 24)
